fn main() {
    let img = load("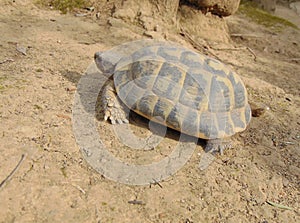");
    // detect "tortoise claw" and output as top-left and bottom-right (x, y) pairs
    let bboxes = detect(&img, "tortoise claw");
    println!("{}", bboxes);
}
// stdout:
(199, 140), (231, 171)
(205, 139), (232, 155)
(102, 80), (129, 125)
(104, 105), (128, 125)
